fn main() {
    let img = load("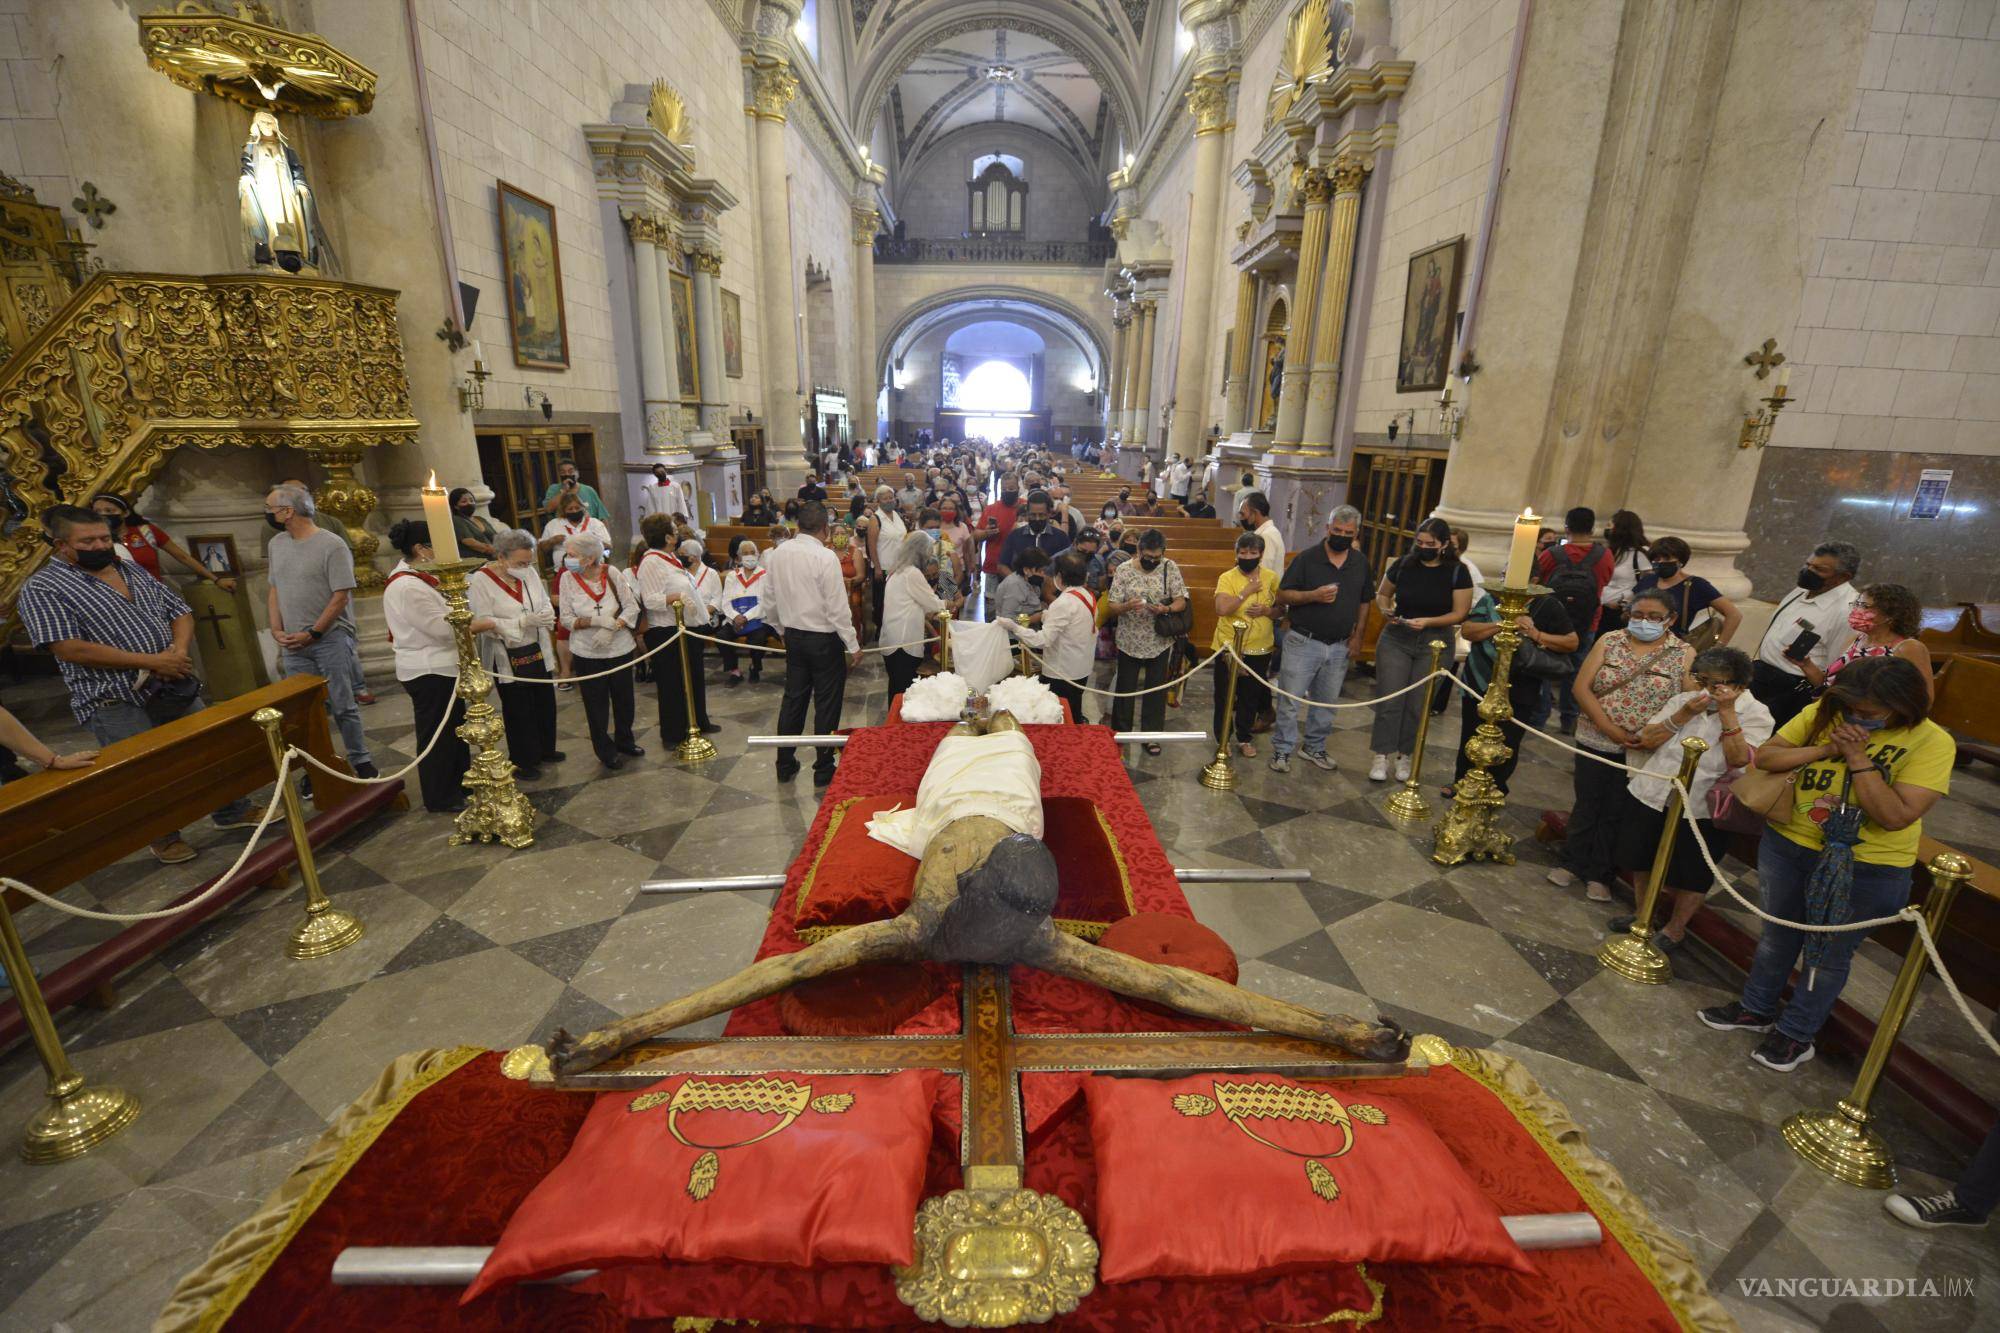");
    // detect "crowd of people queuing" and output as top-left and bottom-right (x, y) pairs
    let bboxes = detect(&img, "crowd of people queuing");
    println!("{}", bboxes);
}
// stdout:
(5, 436), (1990, 1237)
